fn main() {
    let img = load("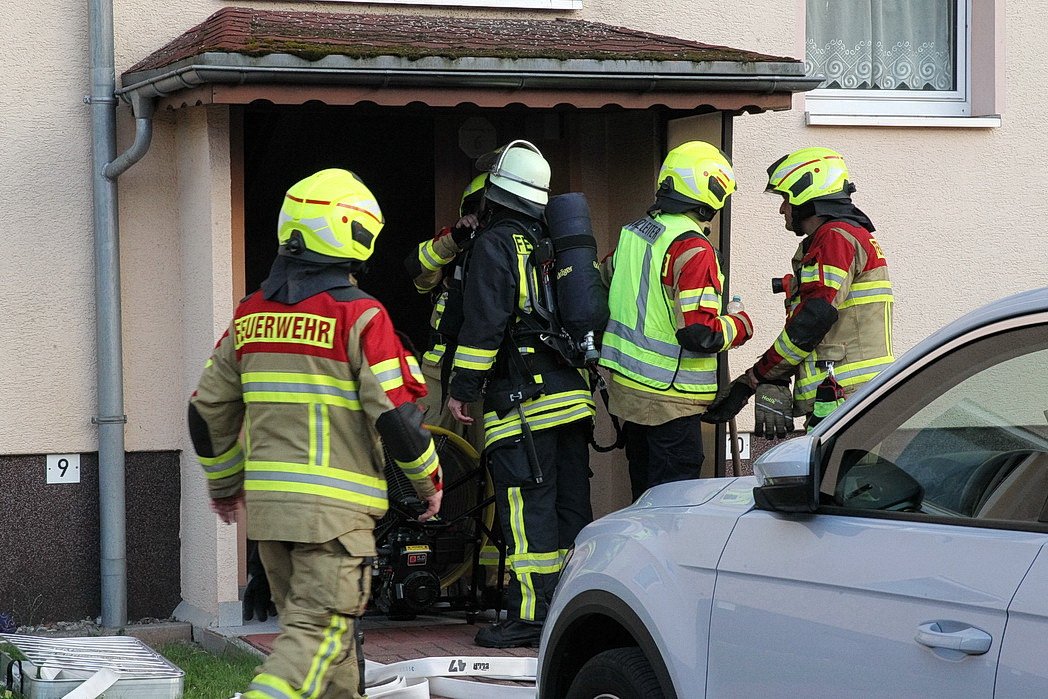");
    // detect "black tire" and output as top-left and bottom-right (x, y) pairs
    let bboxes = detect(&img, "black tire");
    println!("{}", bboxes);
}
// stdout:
(565, 647), (665, 699)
